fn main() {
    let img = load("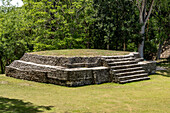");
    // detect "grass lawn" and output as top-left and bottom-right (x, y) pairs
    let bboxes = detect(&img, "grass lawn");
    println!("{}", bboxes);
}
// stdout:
(0, 72), (170, 113)
(29, 49), (130, 57)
